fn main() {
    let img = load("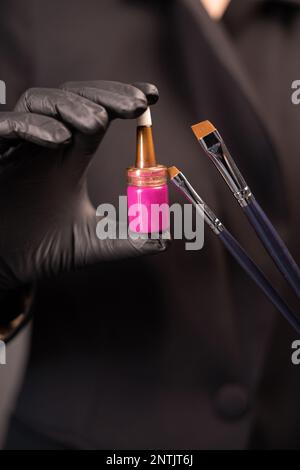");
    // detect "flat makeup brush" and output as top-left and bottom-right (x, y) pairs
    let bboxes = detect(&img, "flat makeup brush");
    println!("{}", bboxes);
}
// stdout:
(168, 166), (300, 333)
(191, 121), (300, 299)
